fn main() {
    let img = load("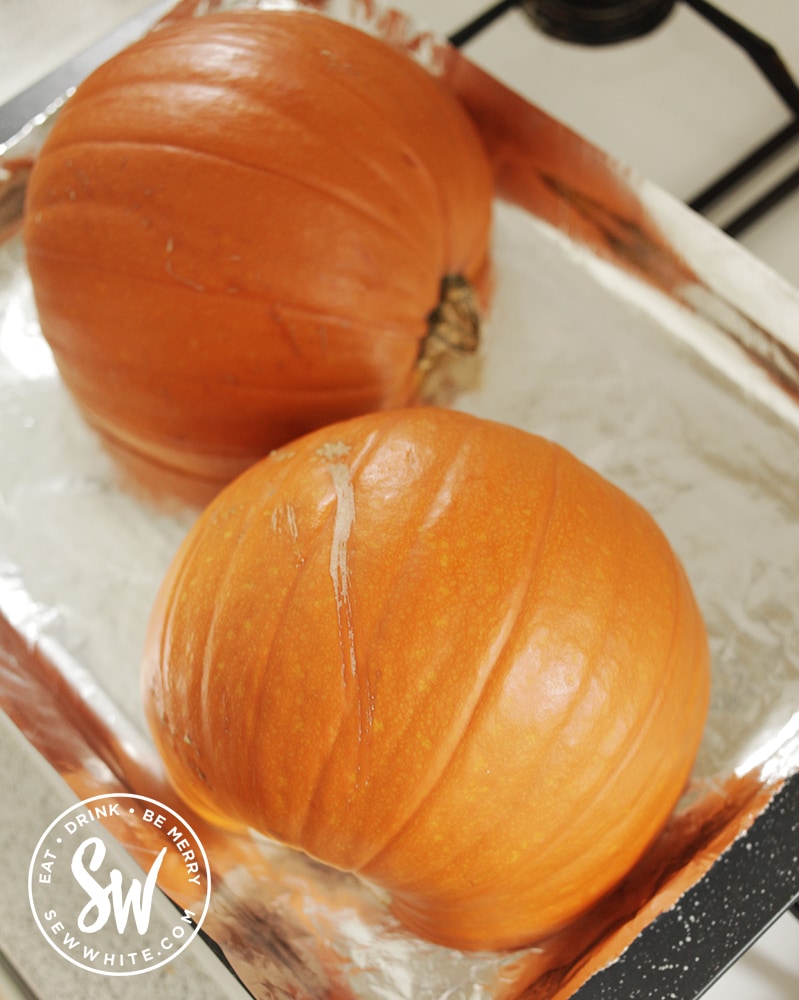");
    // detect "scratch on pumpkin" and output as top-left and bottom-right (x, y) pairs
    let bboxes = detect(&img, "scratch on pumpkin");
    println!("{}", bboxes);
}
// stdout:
(317, 441), (376, 776)
(317, 441), (358, 688)
(270, 503), (303, 566)
(164, 236), (206, 292)
(270, 503), (299, 542)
